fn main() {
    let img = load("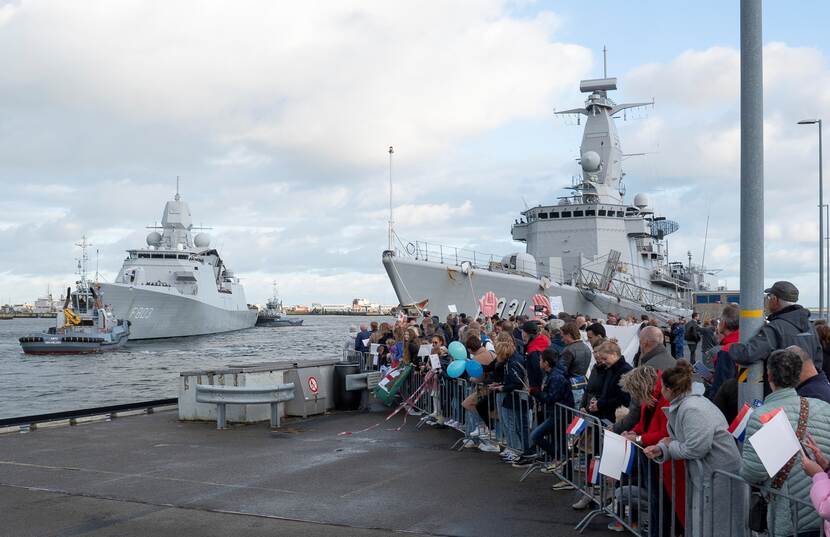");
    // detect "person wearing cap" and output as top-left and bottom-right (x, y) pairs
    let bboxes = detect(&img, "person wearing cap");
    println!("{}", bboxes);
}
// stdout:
(728, 281), (824, 385)
(521, 321), (548, 391)
(546, 318), (566, 353)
